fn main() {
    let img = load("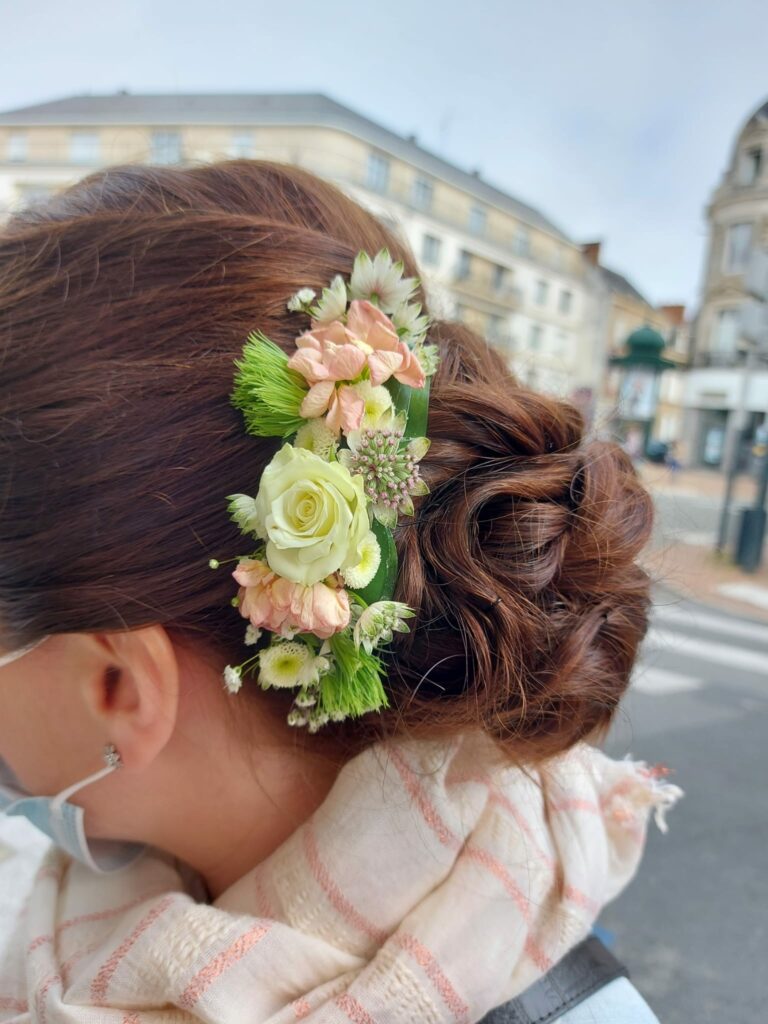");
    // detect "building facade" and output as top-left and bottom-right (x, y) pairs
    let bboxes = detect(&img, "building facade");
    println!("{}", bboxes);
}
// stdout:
(0, 91), (603, 405)
(581, 242), (690, 450)
(685, 97), (768, 468)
